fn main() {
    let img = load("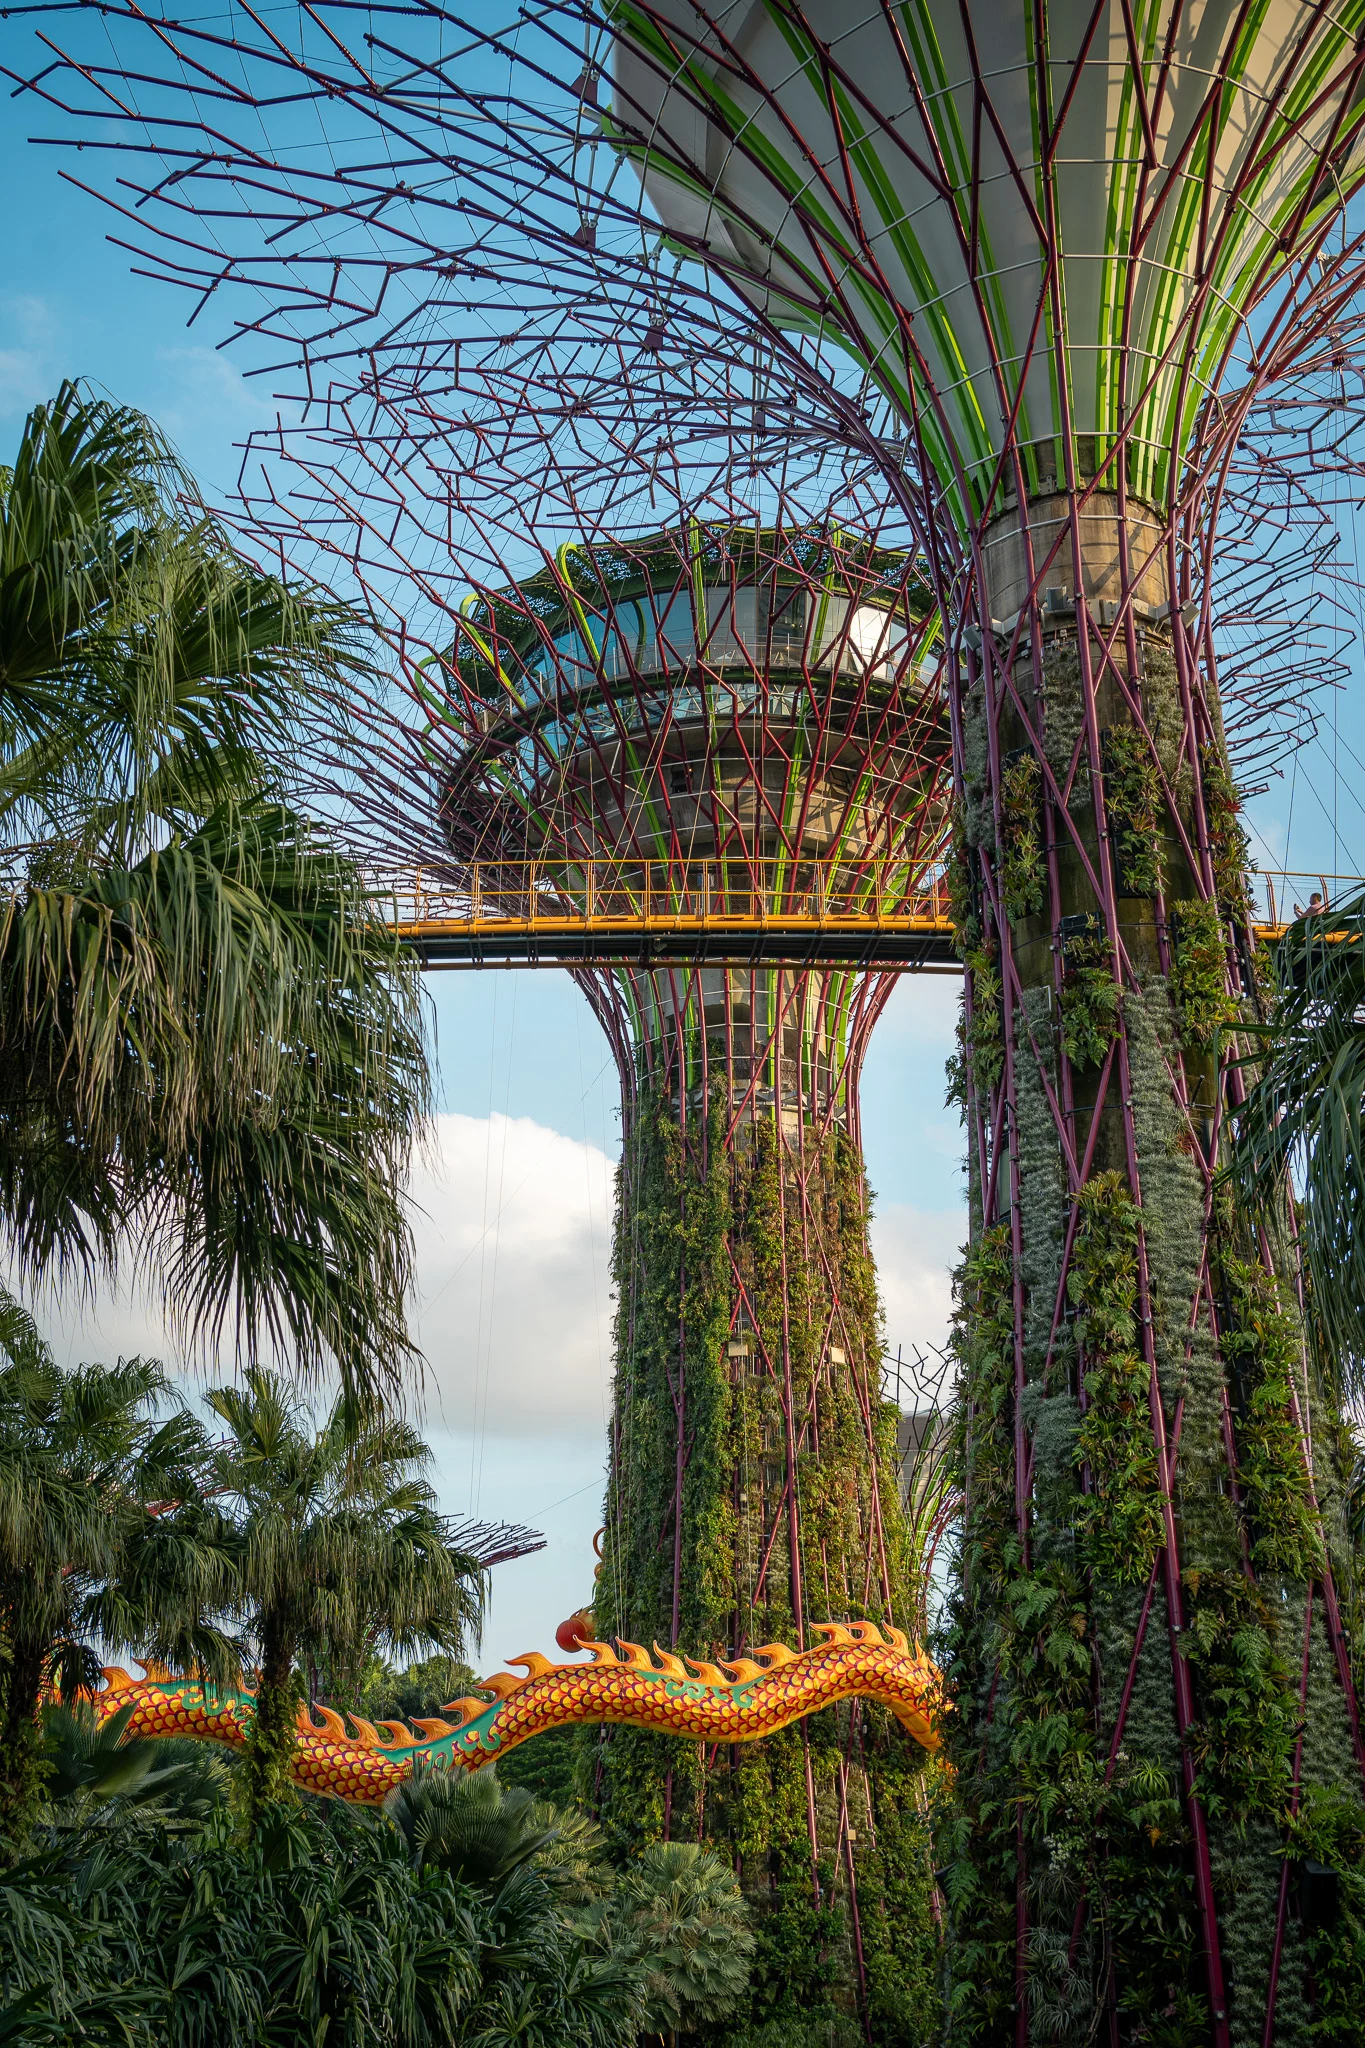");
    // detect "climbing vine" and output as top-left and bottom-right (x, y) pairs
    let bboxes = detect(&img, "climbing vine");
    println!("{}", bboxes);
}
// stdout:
(1214, 1232), (1324, 1581)
(1059, 924), (1121, 1069)
(945, 803), (980, 958)
(594, 1085), (937, 2043)
(1201, 744), (1254, 919)
(1170, 898), (1239, 1046)
(1070, 1172), (1165, 1583)
(1101, 723), (1163, 896)
(997, 751), (1045, 920)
